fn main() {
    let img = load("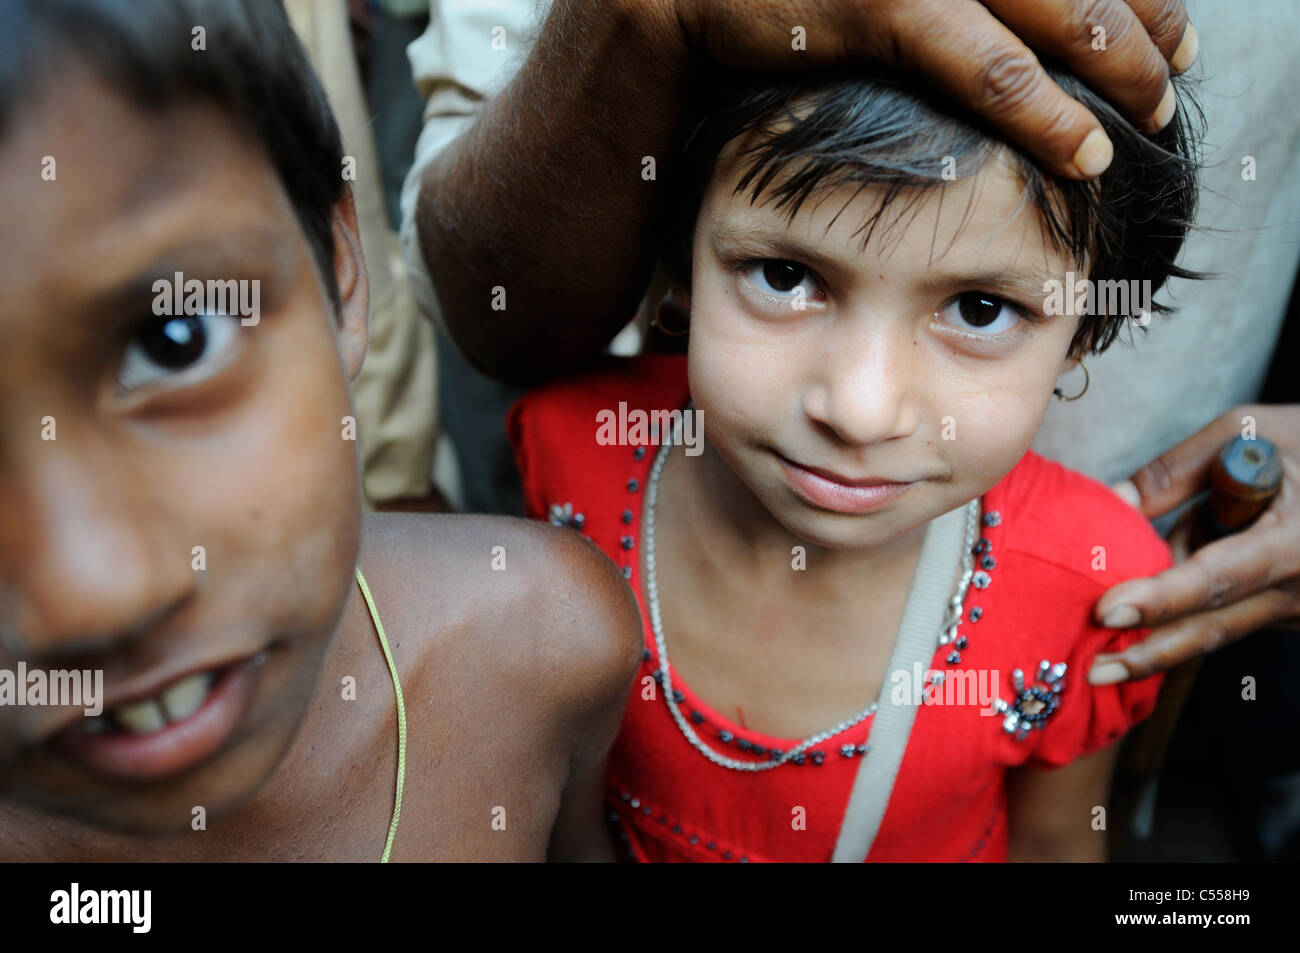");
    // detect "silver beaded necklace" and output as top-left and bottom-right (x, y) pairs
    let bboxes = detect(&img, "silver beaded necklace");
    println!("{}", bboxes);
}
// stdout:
(643, 415), (982, 772)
